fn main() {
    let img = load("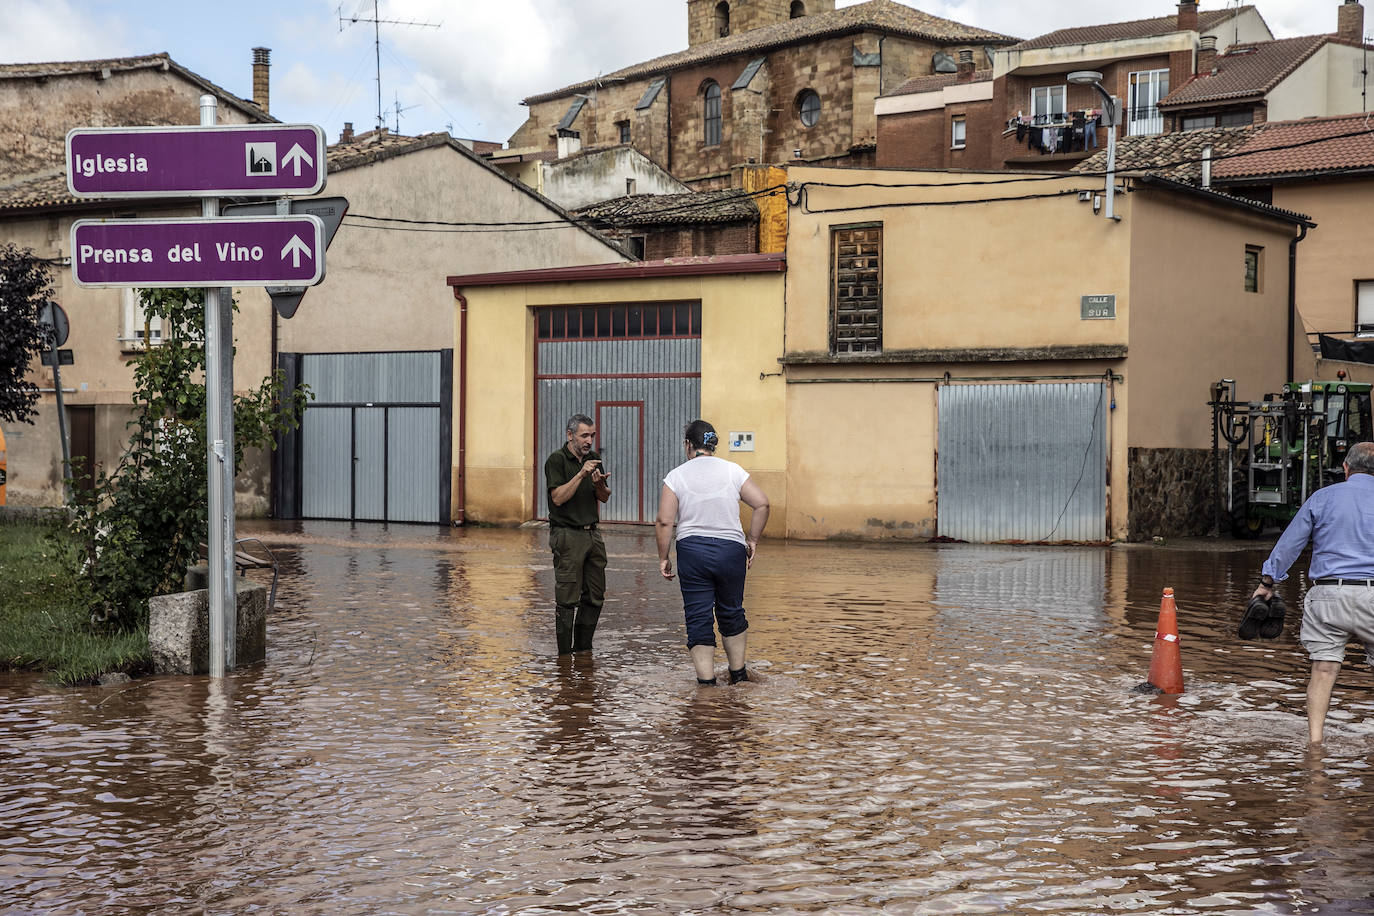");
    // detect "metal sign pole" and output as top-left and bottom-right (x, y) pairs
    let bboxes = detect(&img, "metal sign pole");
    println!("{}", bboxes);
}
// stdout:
(48, 335), (72, 504)
(201, 94), (234, 678)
